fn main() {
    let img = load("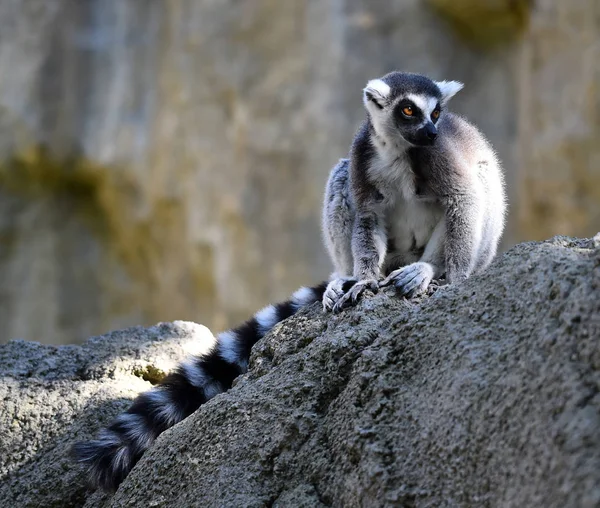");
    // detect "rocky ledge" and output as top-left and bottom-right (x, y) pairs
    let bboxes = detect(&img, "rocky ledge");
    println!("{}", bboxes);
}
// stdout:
(1, 235), (599, 507)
